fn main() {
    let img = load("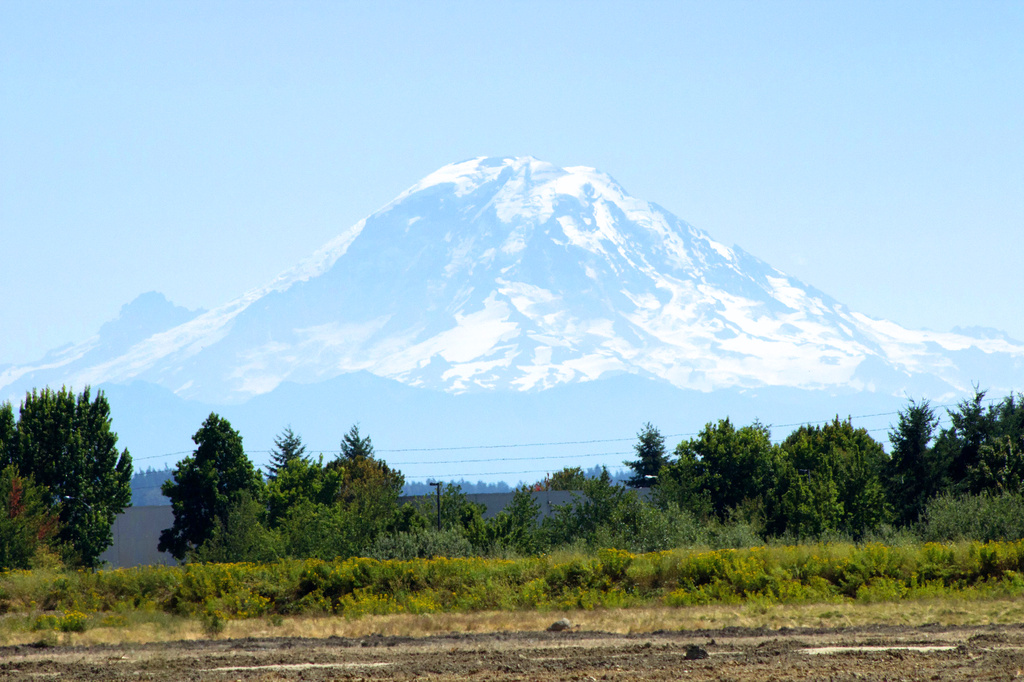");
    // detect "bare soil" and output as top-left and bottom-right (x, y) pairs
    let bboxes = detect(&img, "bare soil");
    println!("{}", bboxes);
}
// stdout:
(3, 623), (1024, 681)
